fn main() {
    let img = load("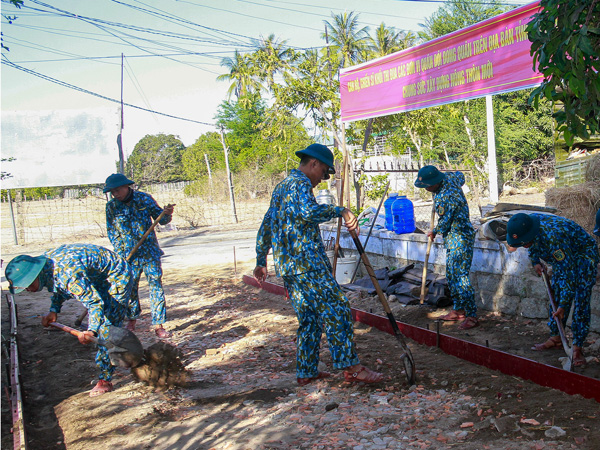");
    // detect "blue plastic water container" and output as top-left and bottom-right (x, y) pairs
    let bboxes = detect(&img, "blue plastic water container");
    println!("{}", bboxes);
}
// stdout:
(383, 193), (399, 231)
(392, 195), (416, 234)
